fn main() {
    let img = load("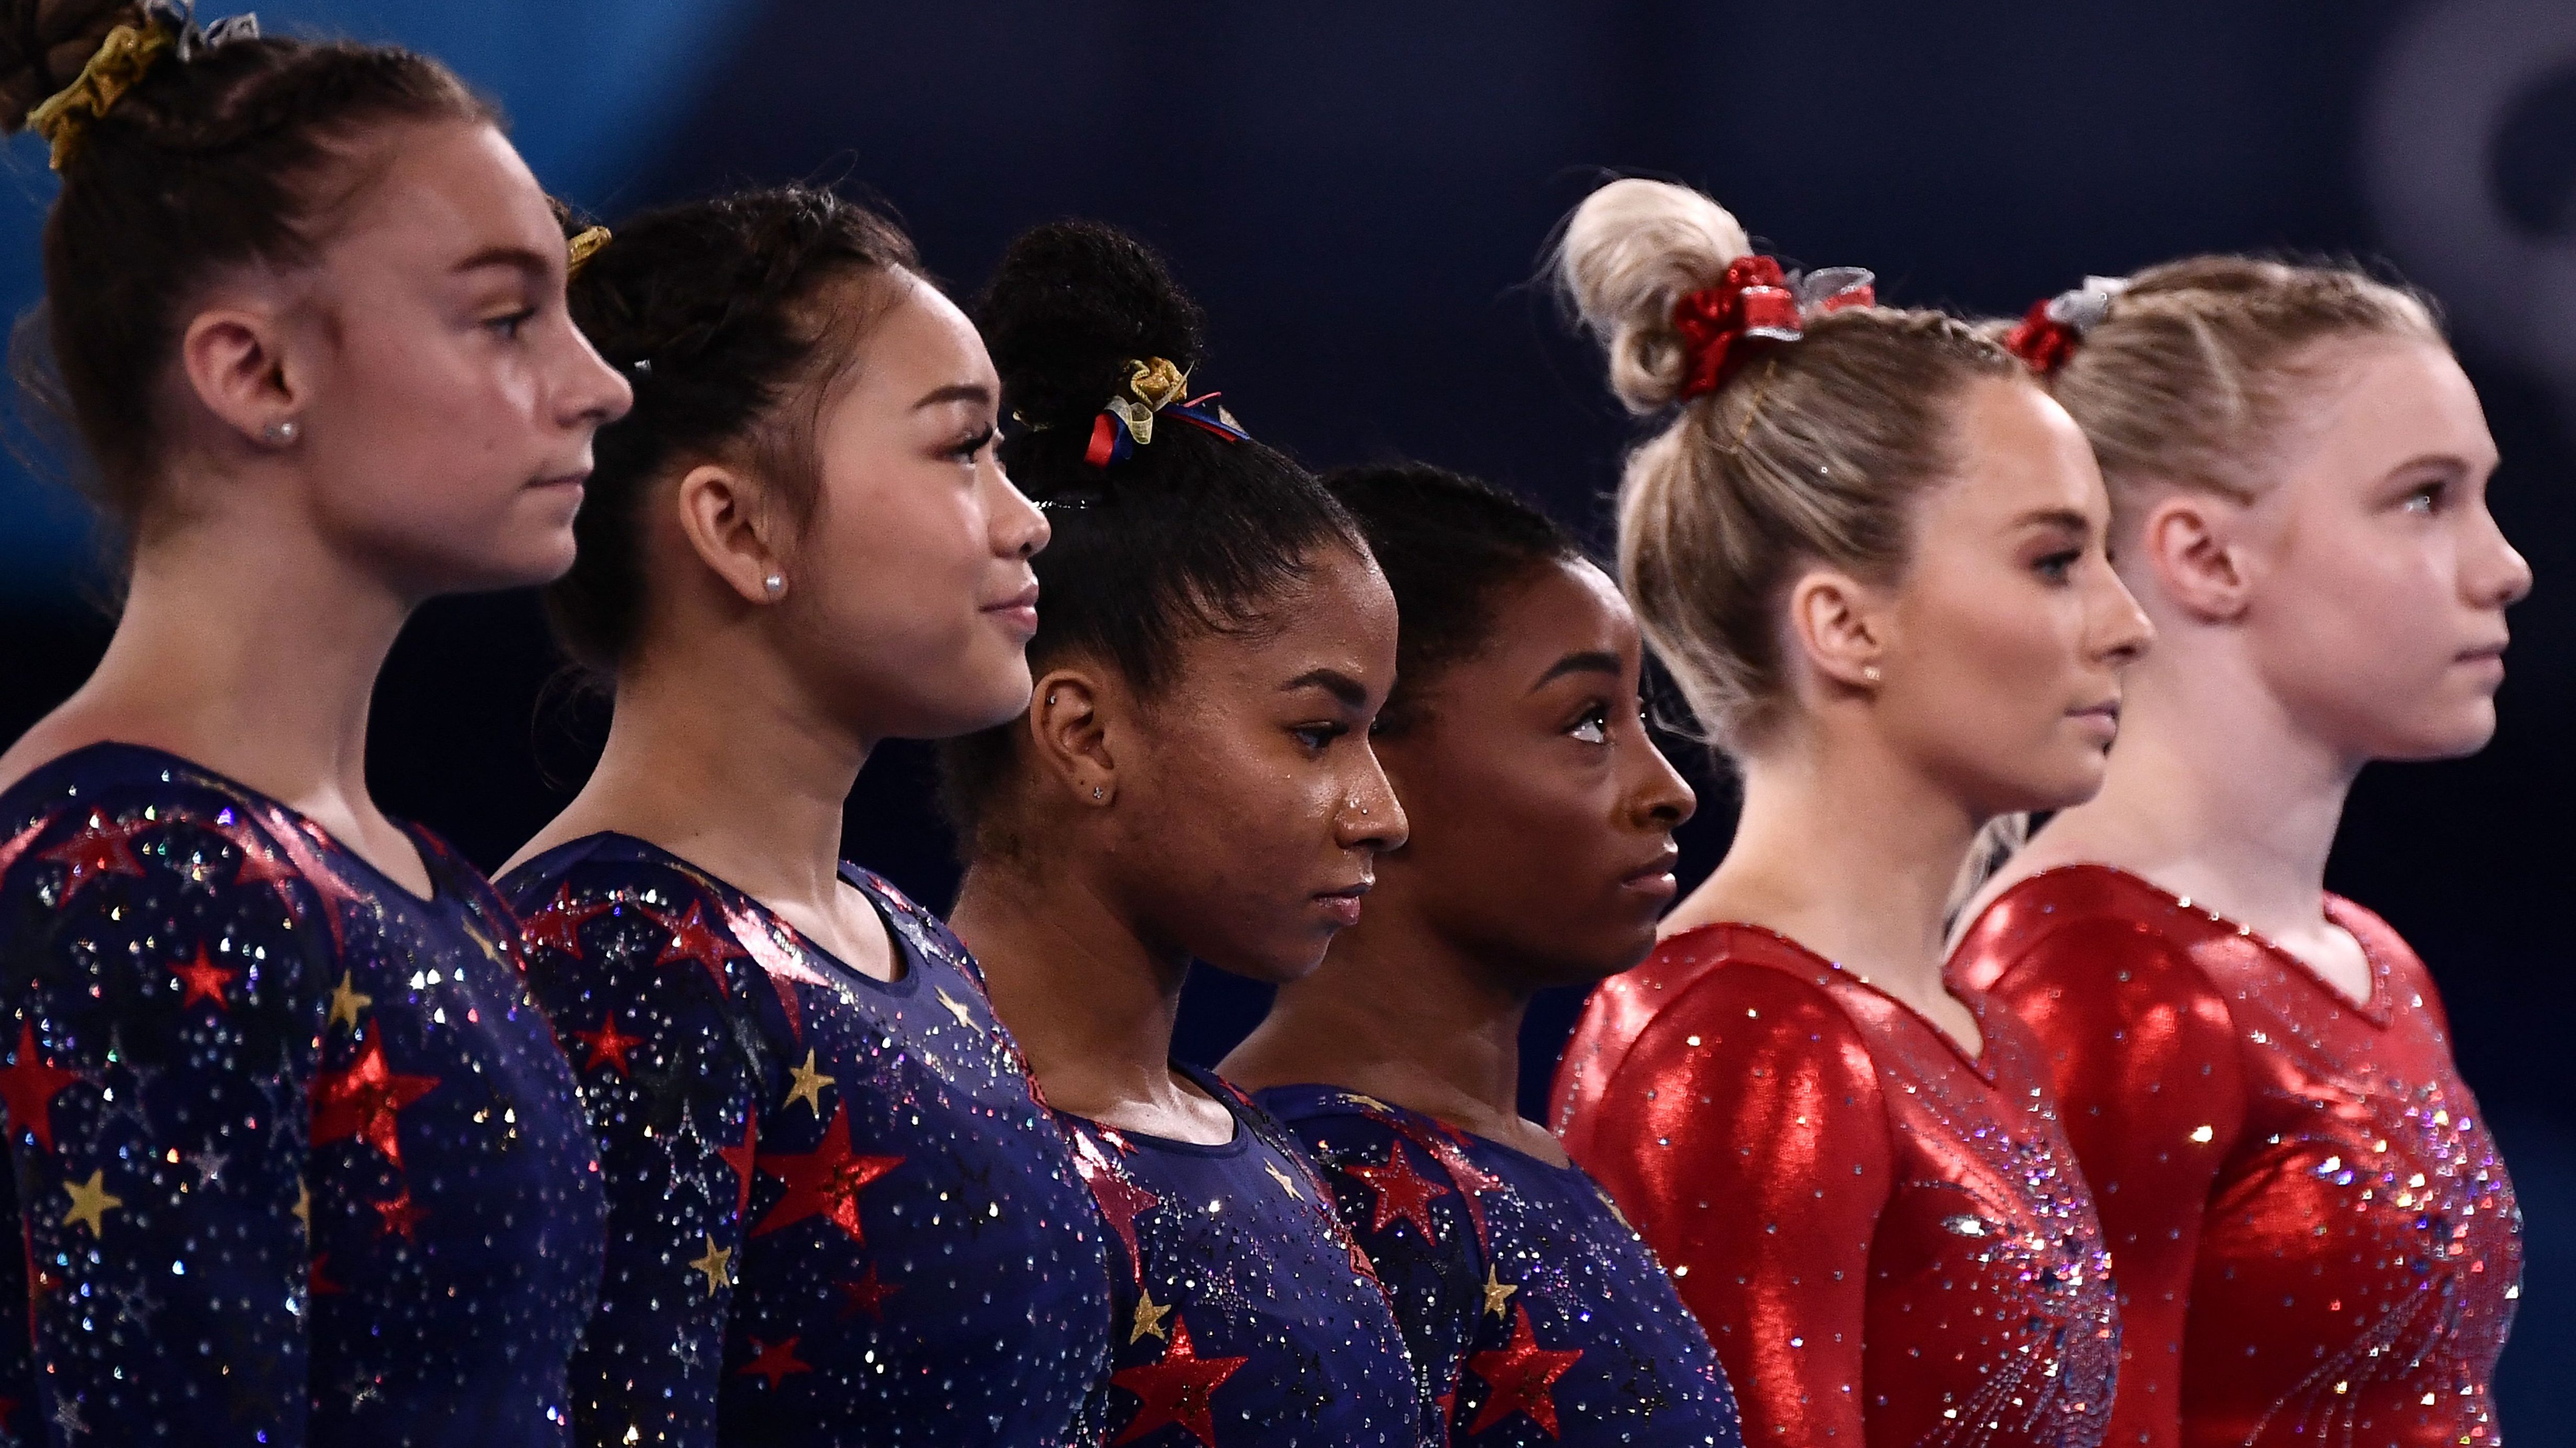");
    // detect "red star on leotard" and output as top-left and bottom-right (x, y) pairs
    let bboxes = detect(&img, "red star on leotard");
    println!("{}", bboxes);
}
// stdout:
(737, 1335), (812, 1389)
(0, 1021), (81, 1151)
(654, 901), (749, 995)
(835, 1265), (900, 1323)
(173, 948), (237, 1010)
(750, 1102), (903, 1243)
(311, 1038), (440, 1169)
(39, 810), (151, 904)
(0, 816), (49, 881)
(1465, 1303), (1583, 1436)
(1075, 1149), (1161, 1280)
(1110, 1315), (1247, 1447)
(372, 1187), (426, 1242)
(1342, 1139), (1451, 1237)
(521, 884), (612, 961)
(571, 1014), (644, 1075)
(309, 1251), (343, 1296)
(715, 1111), (759, 1219)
